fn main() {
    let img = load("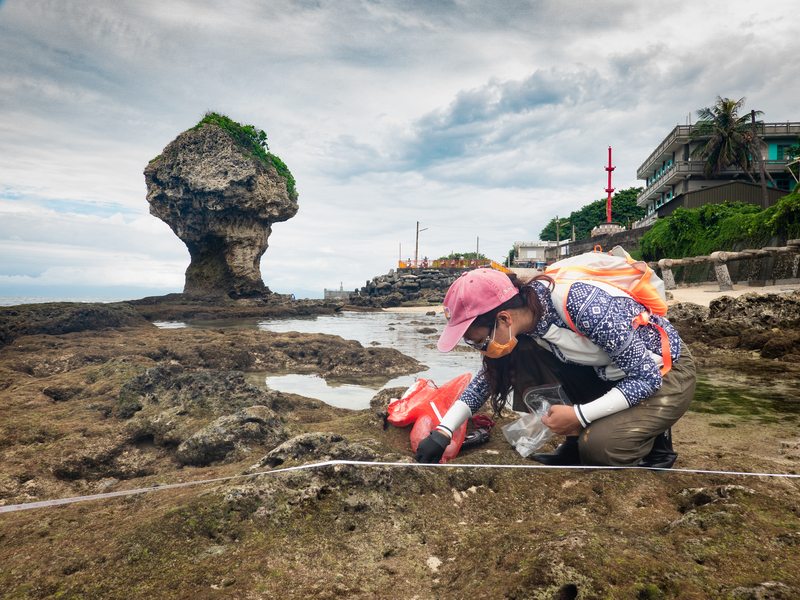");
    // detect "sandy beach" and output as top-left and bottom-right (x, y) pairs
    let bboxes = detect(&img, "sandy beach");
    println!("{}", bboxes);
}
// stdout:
(667, 282), (800, 306)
